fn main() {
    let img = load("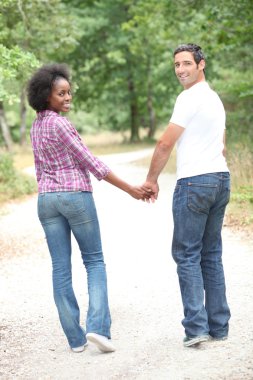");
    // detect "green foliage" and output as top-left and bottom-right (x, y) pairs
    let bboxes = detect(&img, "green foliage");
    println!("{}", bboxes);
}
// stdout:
(66, 0), (178, 141)
(0, 152), (36, 203)
(0, 44), (39, 103)
(231, 187), (253, 204)
(0, 0), (252, 145)
(0, 0), (81, 105)
(0, 153), (15, 180)
(63, 0), (253, 143)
